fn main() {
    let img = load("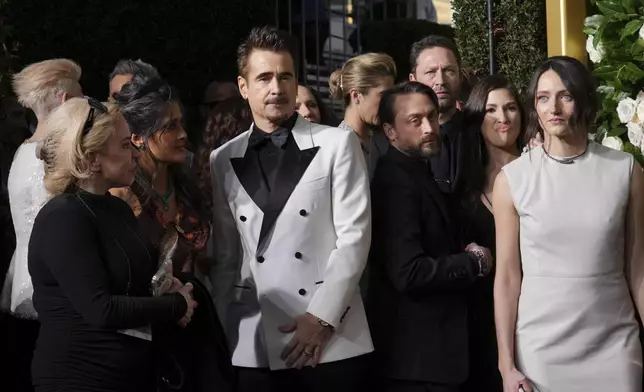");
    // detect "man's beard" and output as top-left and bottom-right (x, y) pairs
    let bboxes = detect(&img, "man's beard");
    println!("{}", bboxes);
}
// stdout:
(402, 140), (440, 159)
(265, 111), (291, 124)
(438, 98), (456, 114)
